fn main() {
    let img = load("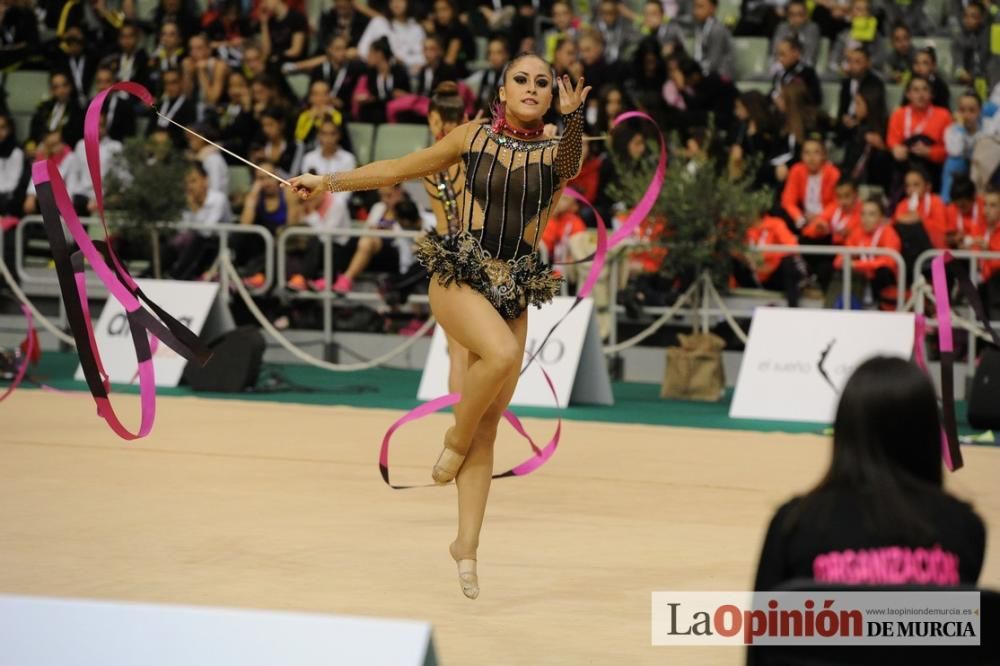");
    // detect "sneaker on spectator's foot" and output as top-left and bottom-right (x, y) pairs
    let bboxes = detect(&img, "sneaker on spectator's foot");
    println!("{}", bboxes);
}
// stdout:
(273, 315), (290, 330)
(332, 275), (353, 294)
(309, 278), (327, 292)
(243, 273), (266, 289)
(288, 274), (307, 291)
